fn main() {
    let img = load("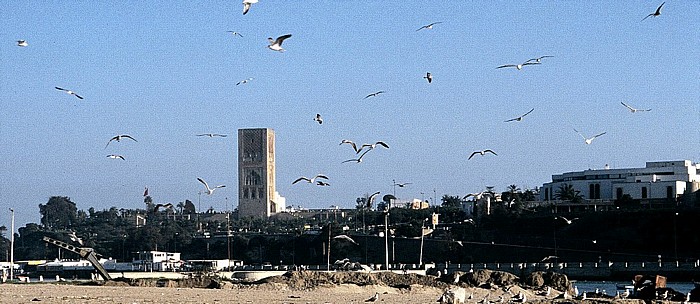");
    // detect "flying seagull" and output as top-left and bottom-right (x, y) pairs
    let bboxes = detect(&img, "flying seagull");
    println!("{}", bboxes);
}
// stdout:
(197, 133), (228, 137)
(67, 231), (84, 246)
(365, 292), (379, 302)
(416, 22), (443, 31)
(358, 141), (389, 153)
(342, 149), (371, 164)
(333, 235), (358, 245)
(504, 108), (535, 122)
(105, 134), (137, 148)
(468, 149), (497, 160)
(364, 91), (385, 99)
(394, 182), (412, 188)
(154, 203), (174, 212)
(17, 40), (28, 47)
(340, 139), (360, 153)
(106, 154), (125, 160)
(314, 113), (323, 124)
(292, 174), (329, 185)
(525, 56), (554, 63)
(366, 191), (381, 208)
(242, 0), (258, 15)
(236, 78), (253, 85)
(463, 192), (485, 200)
(267, 34), (292, 52)
(621, 102), (651, 113)
(424, 72), (432, 83)
(556, 216), (579, 224)
(642, 2), (665, 21)
(573, 129), (606, 144)
(197, 177), (226, 195)
(55, 87), (84, 99)
(226, 31), (243, 37)
(496, 62), (540, 70)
